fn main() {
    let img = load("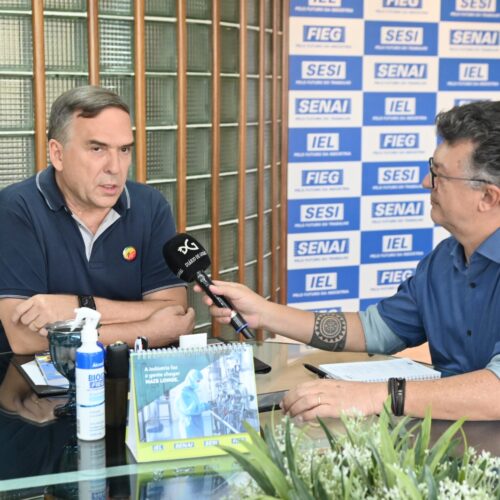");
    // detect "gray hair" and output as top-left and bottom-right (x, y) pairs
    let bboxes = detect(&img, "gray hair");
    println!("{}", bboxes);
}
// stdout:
(435, 100), (500, 188)
(48, 85), (130, 144)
